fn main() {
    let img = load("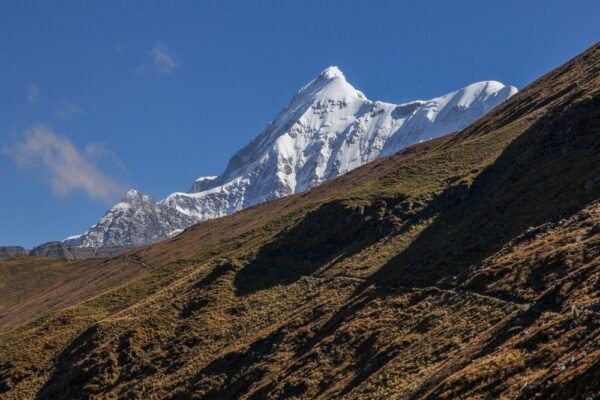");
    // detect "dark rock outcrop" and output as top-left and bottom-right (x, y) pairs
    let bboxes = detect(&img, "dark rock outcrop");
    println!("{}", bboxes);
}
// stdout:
(0, 246), (28, 260)
(28, 242), (135, 260)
